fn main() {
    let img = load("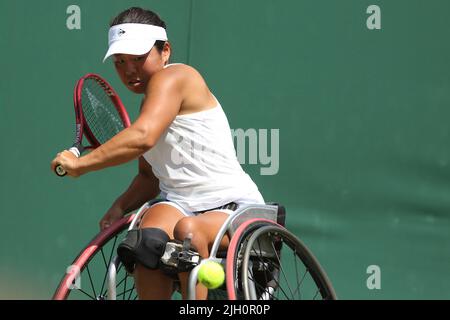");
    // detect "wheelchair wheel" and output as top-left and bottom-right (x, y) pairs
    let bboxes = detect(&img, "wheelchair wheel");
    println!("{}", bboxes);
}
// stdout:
(226, 218), (278, 299)
(226, 219), (337, 300)
(52, 215), (137, 300)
